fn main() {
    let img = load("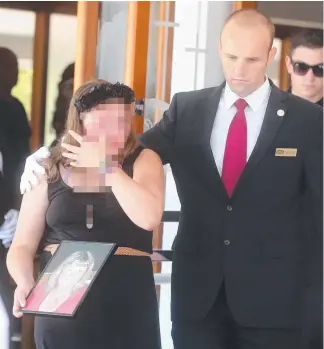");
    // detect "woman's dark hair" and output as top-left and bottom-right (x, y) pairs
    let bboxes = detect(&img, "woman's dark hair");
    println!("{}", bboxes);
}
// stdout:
(44, 79), (138, 183)
(51, 63), (75, 140)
